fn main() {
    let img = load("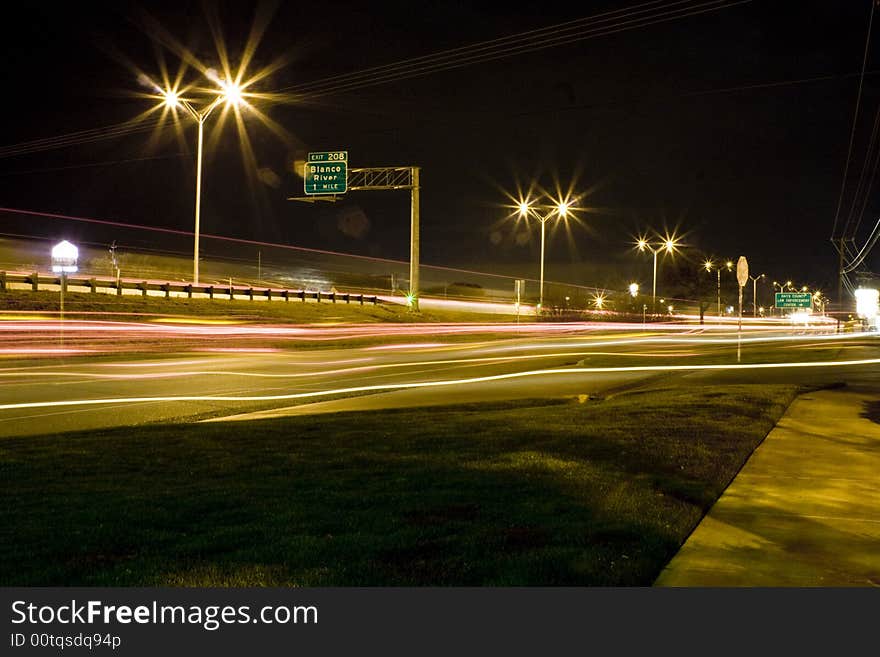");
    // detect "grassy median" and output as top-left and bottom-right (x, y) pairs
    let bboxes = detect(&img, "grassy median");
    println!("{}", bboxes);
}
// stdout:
(0, 384), (798, 586)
